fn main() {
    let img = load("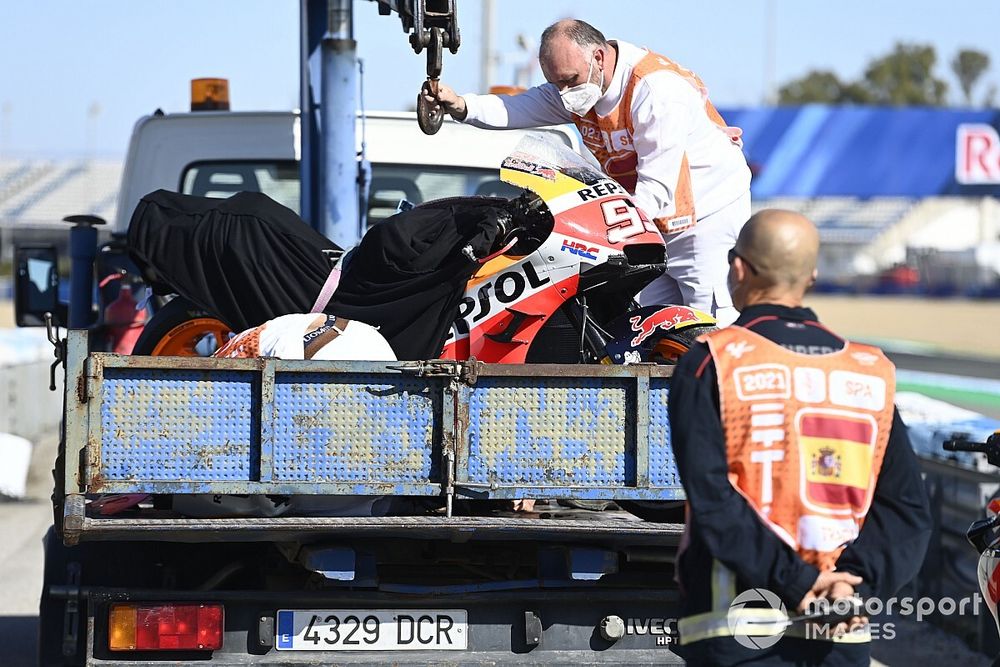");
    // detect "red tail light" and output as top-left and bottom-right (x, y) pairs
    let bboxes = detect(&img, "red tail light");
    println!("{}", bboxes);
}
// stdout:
(109, 603), (223, 651)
